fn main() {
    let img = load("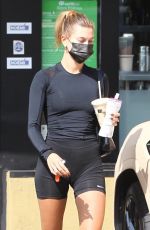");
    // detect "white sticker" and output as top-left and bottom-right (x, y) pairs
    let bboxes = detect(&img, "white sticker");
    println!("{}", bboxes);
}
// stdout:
(7, 22), (32, 34)
(7, 57), (32, 69)
(13, 40), (25, 55)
